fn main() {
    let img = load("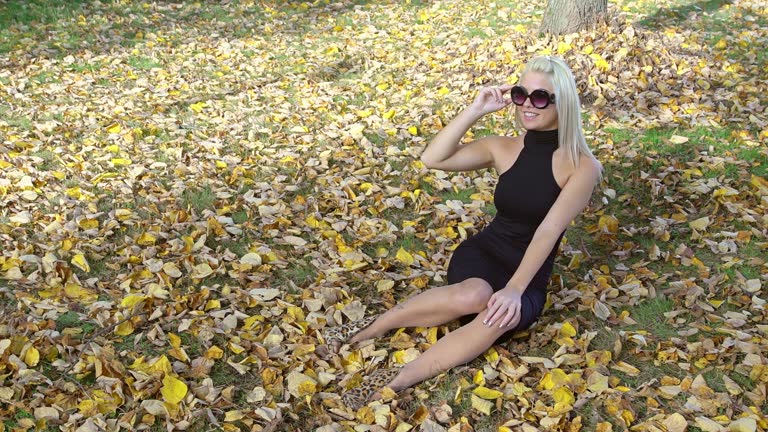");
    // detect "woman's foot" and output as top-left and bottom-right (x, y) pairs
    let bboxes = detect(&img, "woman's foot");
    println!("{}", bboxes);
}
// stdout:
(321, 314), (380, 351)
(341, 367), (401, 410)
